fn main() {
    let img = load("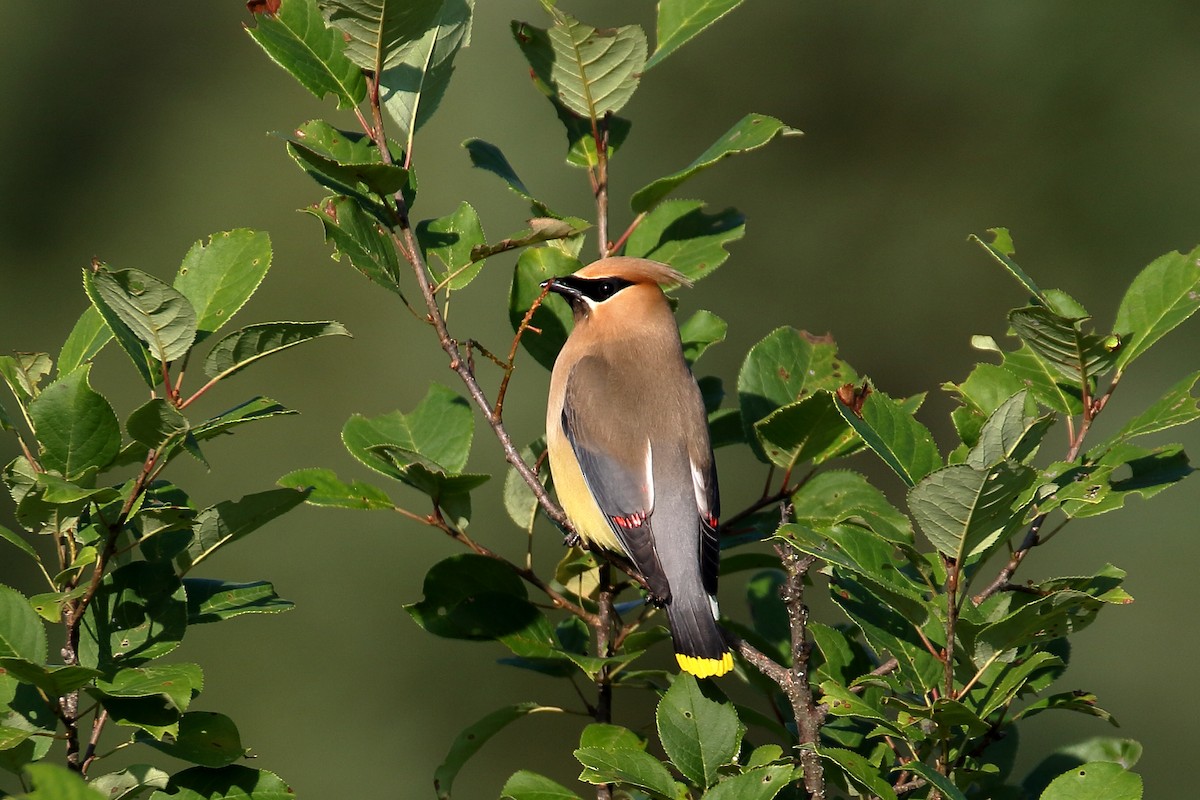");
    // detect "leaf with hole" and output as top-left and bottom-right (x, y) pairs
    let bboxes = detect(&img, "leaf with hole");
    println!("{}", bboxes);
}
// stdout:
(174, 229), (273, 340)
(656, 674), (742, 788)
